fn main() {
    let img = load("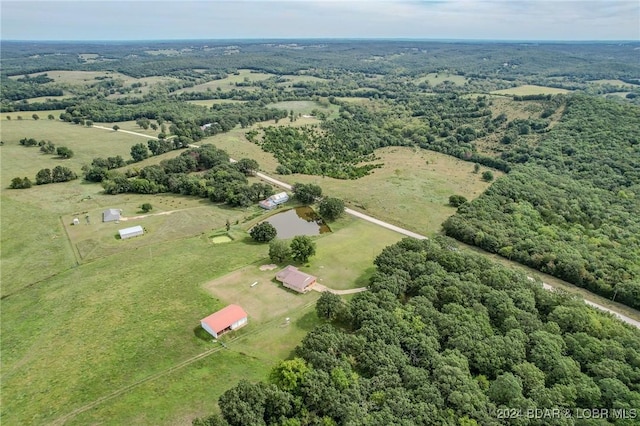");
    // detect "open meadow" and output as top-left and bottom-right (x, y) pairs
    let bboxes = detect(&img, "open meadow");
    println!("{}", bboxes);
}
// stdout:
(1, 116), (406, 424)
(173, 69), (274, 94)
(415, 72), (468, 86)
(204, 125), (501, 236)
